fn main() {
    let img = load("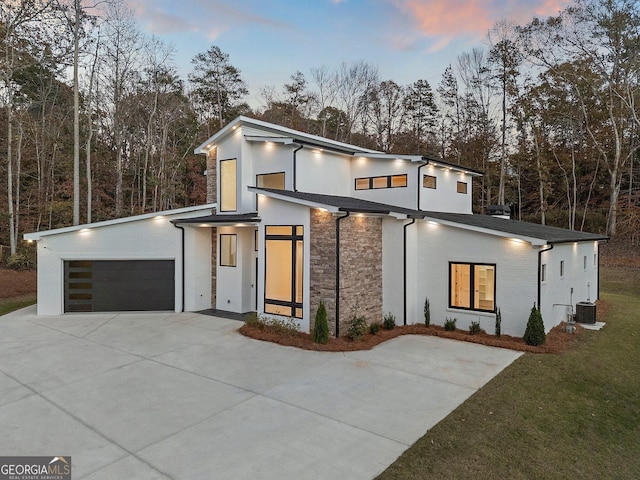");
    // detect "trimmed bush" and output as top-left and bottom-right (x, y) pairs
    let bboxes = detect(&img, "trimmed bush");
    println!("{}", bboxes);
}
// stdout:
(383, 312), (396, 330)
(347, 314), (368, 341)
(444, 317), (457, 331)
(424, 297), (431, 327)
(313, 300), (330, 344)
(523, 304), (546, 346)
(495, 308), (502, 338)
(469, 320), (482, 335)
(369, 322), (380, 335)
